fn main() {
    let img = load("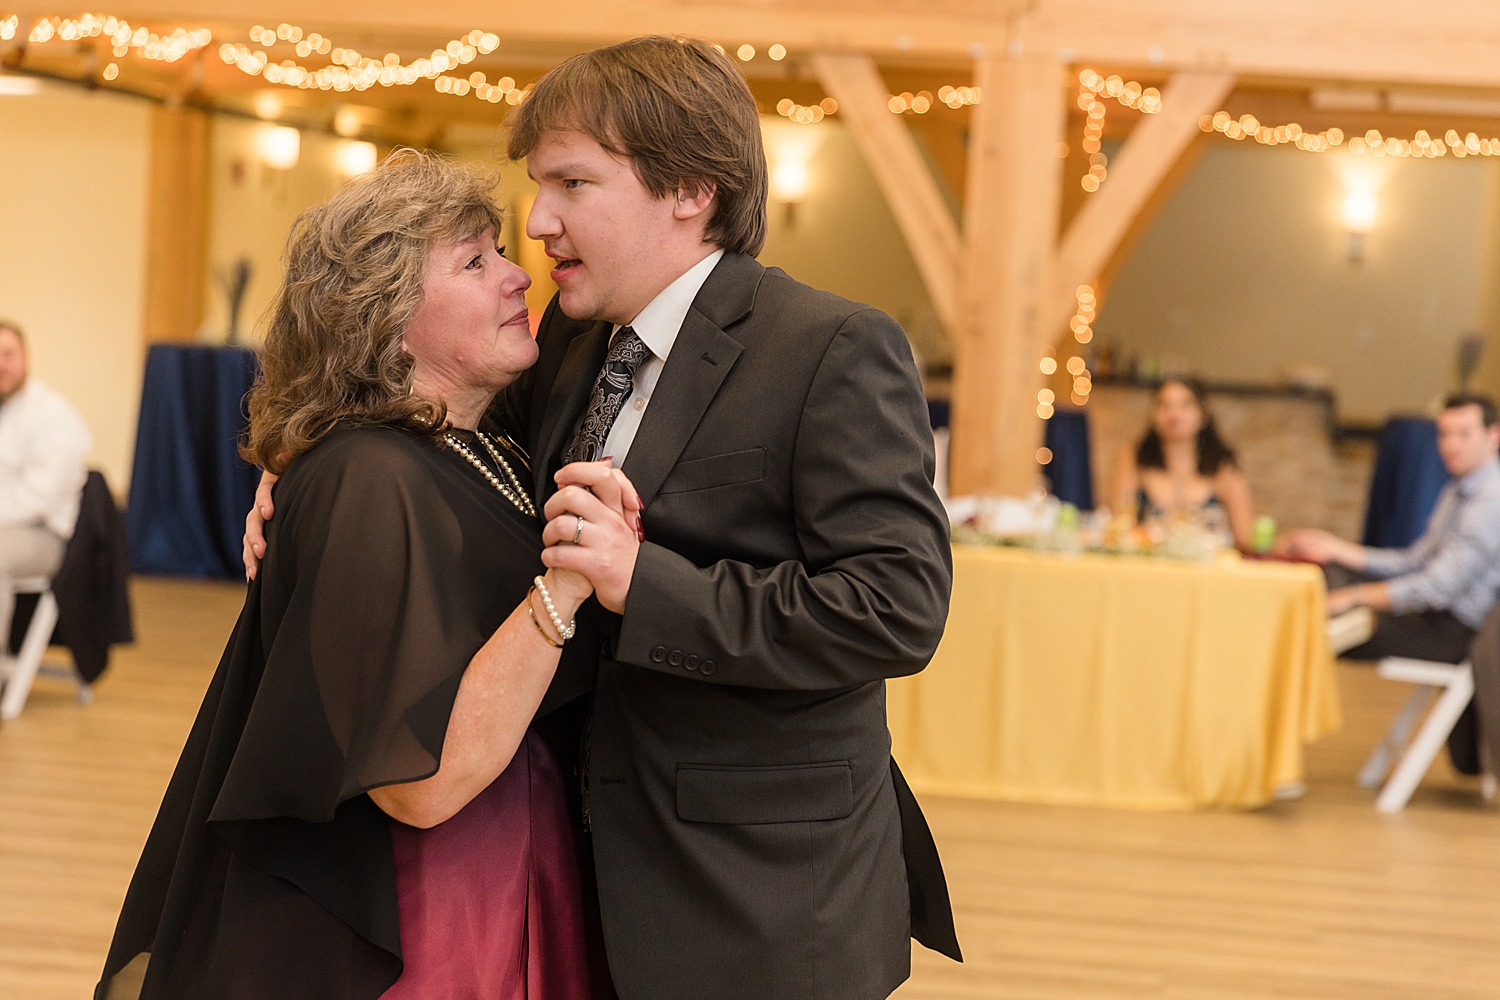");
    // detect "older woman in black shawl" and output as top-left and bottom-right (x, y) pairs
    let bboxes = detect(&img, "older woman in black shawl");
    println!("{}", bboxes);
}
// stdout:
(97, 151), (629, 1000)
